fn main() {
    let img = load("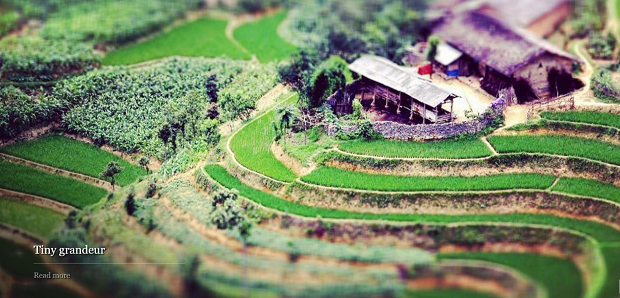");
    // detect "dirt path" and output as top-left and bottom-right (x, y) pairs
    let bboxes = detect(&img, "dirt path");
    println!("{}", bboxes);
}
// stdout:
(502, 105), (529, 129)
(225, 15), (253, 57)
